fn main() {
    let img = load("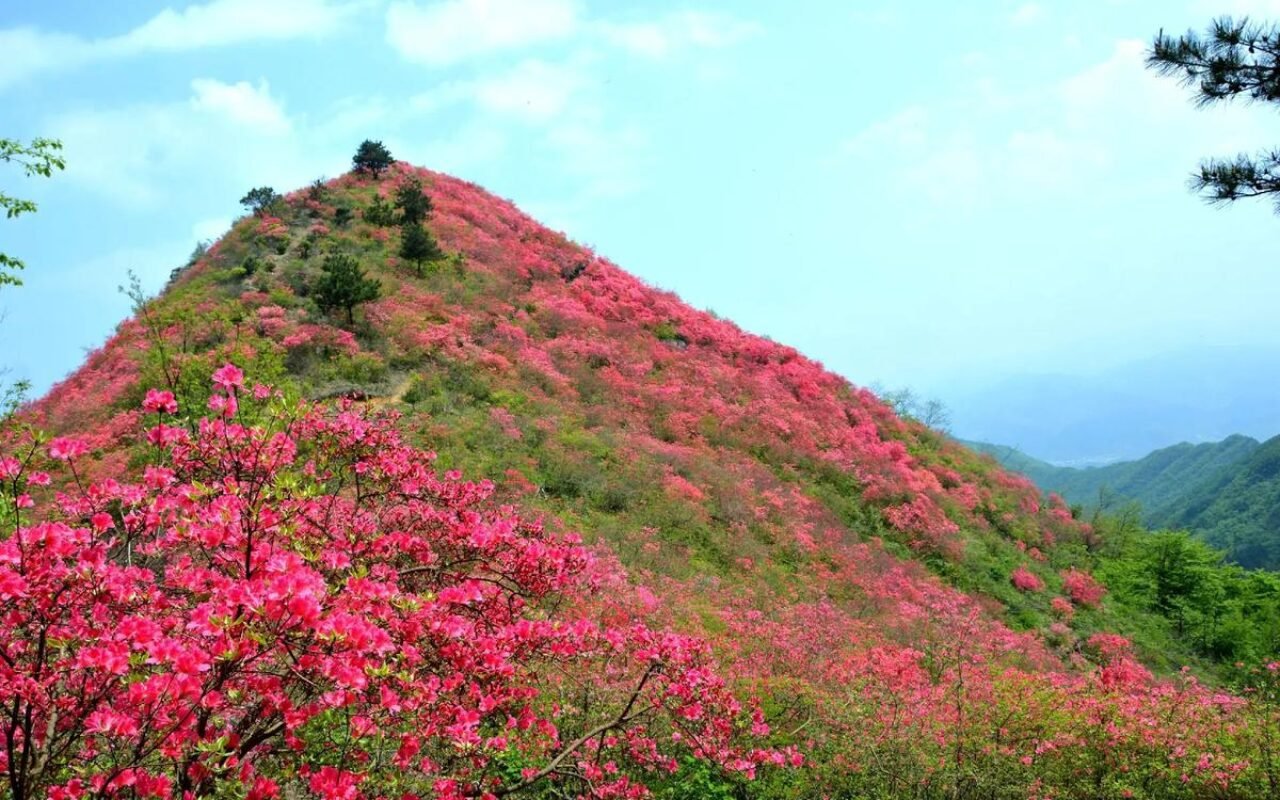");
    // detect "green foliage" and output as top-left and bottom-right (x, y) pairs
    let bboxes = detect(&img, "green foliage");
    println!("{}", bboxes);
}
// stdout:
(1, 137), (65, 288)
(120, 271), (288, 421)
(239, 186), (282, 218)
(363, 197), (397, 227)
(241, 255), (267, 277)
(298, 231), (320, 259)
(306, 177), (329, 204)
(1149, 17), (1280, 210)
(399, 222), (444, 274)
(394, 176), (433, 225)
(1097, 522), (1280, 665)
(352, 139), (393, 178)
(653, 320), (683, 342)
(652, 758), (744, 799)
(333, 206), (353, 228)
(0, 376), (29, 423)
(313, 253), (381, 324)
